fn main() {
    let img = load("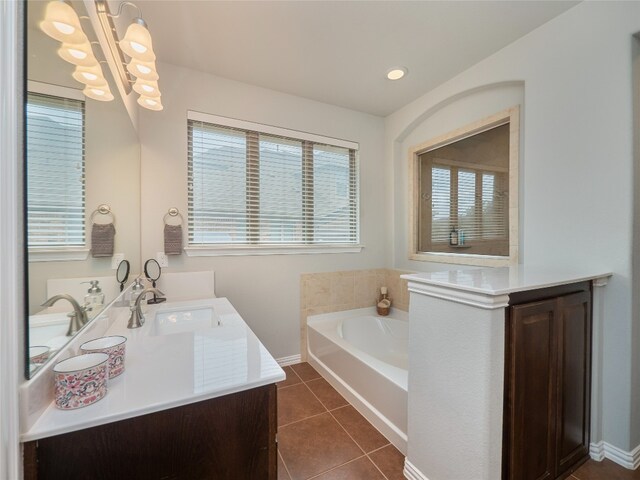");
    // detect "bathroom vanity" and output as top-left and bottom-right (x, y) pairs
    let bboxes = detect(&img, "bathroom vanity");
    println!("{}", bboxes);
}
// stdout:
(402, 266), (611, 480)
(20, 297), (284, 480)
